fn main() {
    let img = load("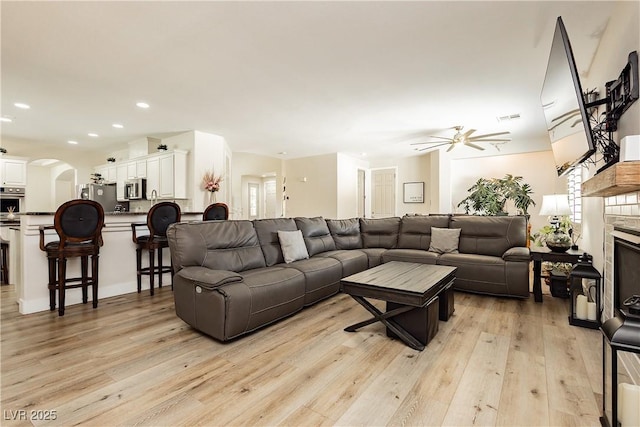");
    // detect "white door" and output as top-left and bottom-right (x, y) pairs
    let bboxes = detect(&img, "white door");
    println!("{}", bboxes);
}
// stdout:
(357, 169), (366, 218)
(371, 168), (395, 218)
